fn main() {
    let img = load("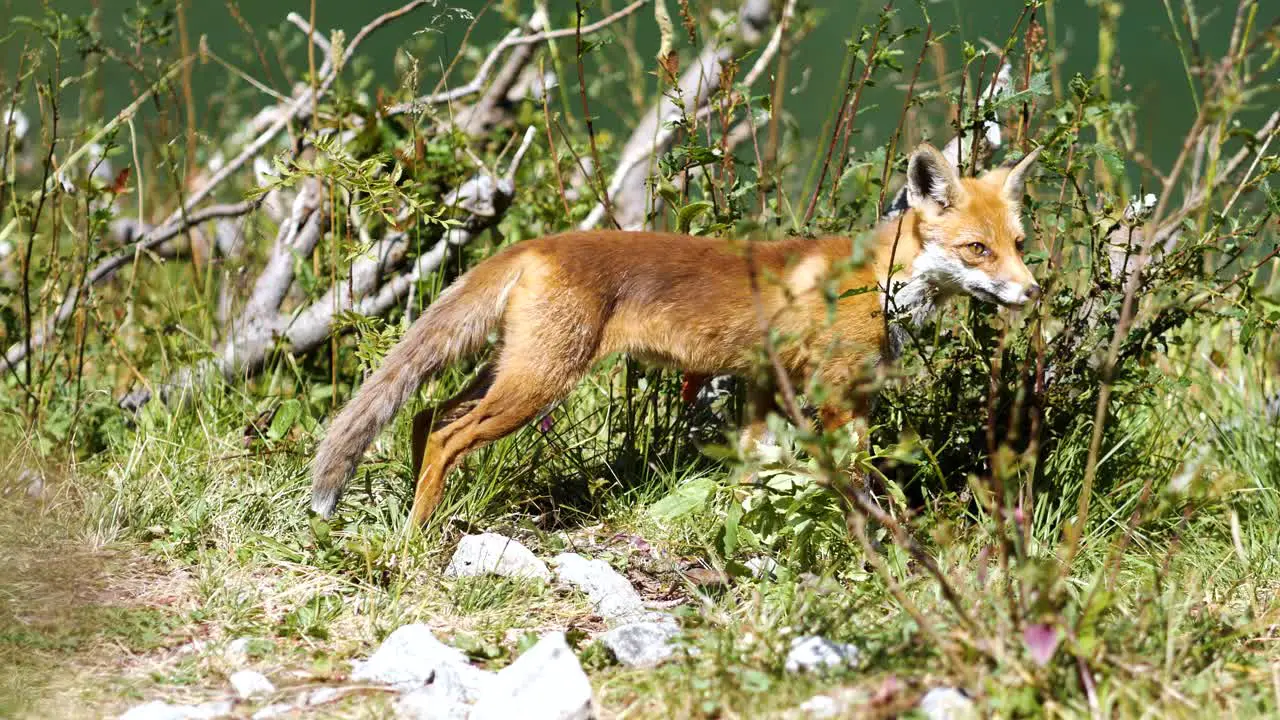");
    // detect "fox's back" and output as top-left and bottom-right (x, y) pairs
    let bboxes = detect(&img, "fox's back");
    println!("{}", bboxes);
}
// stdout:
(497, 230), (888, 376)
